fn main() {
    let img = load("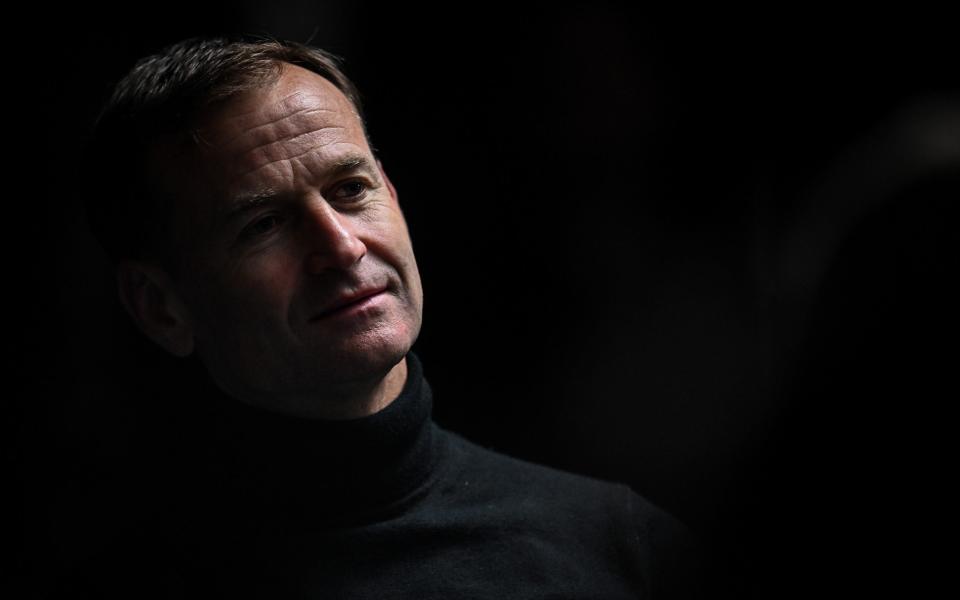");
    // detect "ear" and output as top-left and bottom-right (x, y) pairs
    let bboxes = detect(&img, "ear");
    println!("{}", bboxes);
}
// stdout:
(376, 159), (399, 202)
(116, 260), (195, 357)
